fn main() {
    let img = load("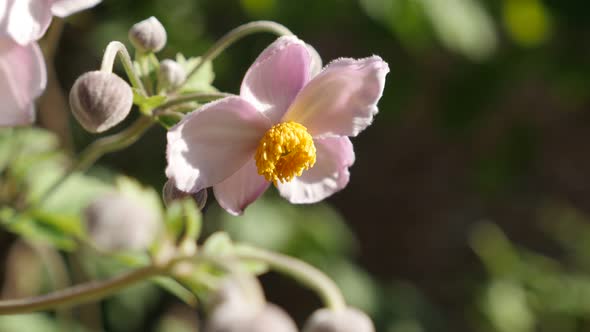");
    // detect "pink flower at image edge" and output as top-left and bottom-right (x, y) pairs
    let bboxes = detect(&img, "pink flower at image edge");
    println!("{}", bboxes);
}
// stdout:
(0, 42), (46, 126)
(0, 0), (101, 126)
(0, 0), (102, 46)
(166, 36), (389, 215)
